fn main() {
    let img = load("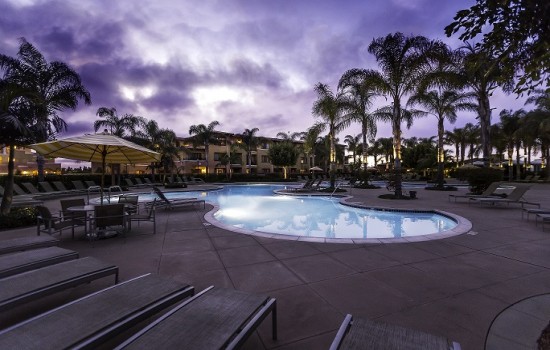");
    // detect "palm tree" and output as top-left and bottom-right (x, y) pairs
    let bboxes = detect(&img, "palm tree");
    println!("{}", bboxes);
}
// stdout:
(458, 42), (513, 162)
(464, 122), (481, 162)
(94, 107), (143, 137)
(0, 38), (91, 181)
(0, 79), (36, 214)
(338, 68), (378, 172)
(241, 128), (260, 174)
(312, 83), (351, 188)
(344, 134), (361, 172)
(188, 120), (220, 175)
(408, 90), (476, 187)
(300, 125), (323, 169)
(498, 109), (525, 180)
(367, 32), (442, 197)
